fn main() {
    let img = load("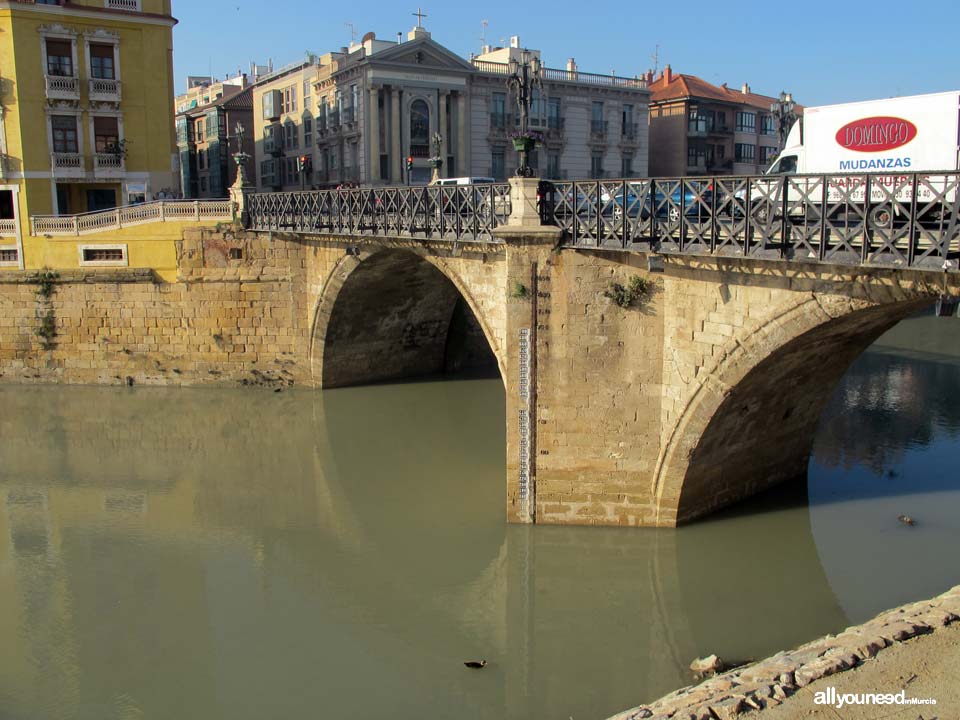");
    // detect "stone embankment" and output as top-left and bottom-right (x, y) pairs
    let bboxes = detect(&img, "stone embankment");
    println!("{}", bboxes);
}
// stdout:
(610, 584), (960, 720)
